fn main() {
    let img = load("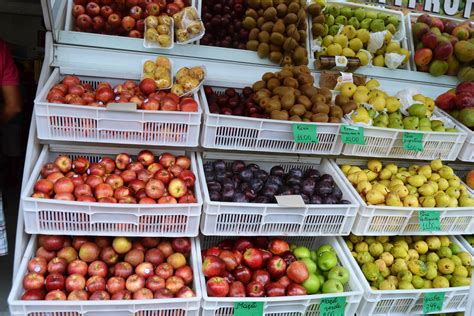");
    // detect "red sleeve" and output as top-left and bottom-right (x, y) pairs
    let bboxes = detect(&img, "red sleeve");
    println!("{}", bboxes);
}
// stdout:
(0, 40), (19, 86)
